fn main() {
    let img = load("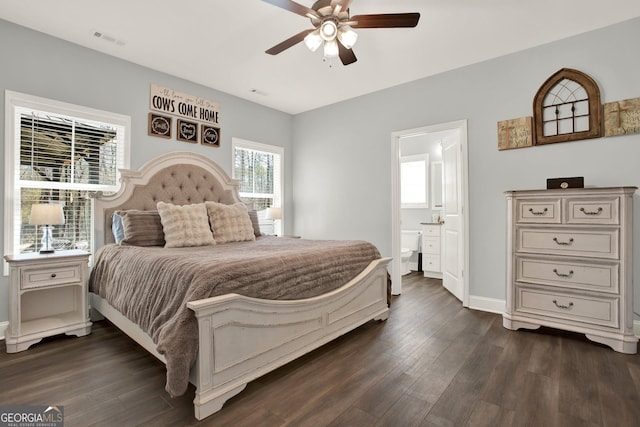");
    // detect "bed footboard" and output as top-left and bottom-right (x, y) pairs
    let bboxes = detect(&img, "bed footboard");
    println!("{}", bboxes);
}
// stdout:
(186, 257), (391, 420)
